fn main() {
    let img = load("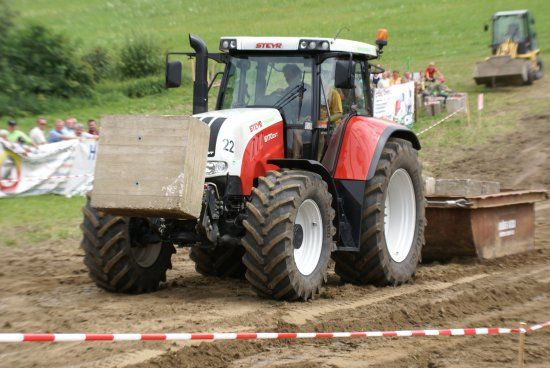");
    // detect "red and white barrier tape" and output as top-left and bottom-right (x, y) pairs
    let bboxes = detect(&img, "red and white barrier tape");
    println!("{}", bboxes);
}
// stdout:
(0, 173), (93, 183)
(1, 321), (548, 343)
